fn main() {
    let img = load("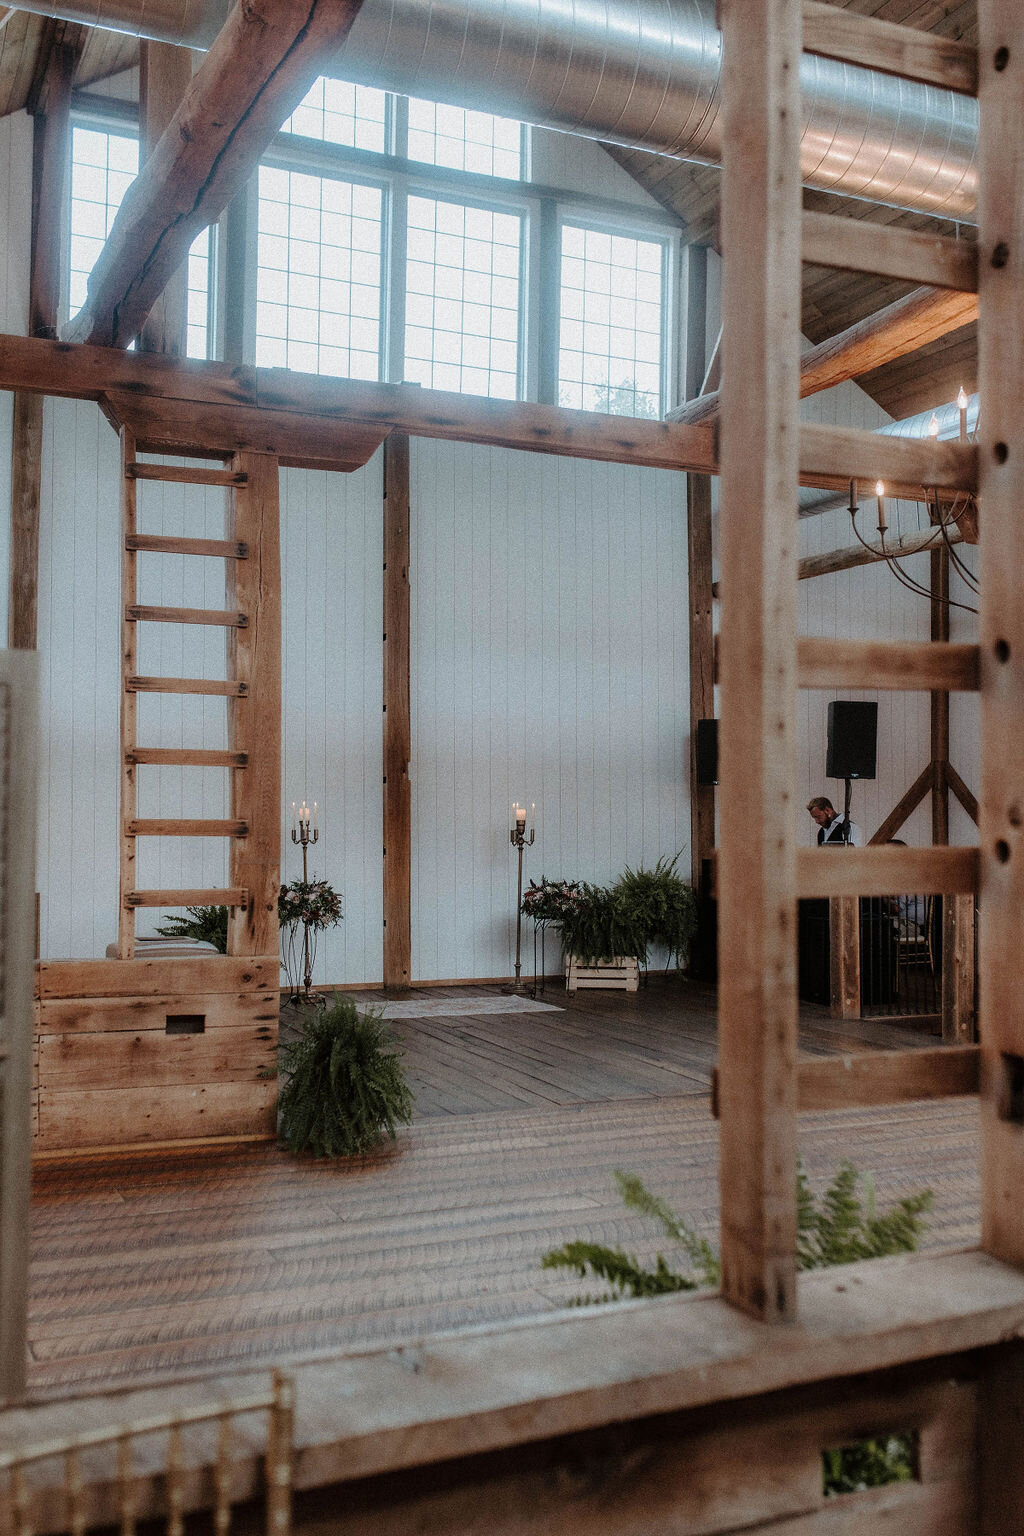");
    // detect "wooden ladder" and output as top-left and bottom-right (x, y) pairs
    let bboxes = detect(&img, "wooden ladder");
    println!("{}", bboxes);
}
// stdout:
(118, 430), (282, 959)
(715, 0), (1003, 1323)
